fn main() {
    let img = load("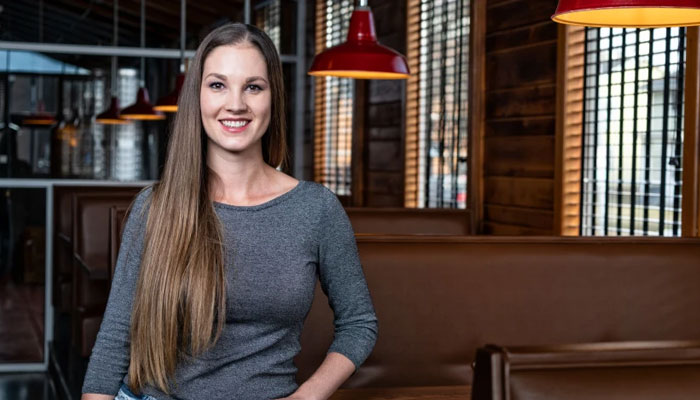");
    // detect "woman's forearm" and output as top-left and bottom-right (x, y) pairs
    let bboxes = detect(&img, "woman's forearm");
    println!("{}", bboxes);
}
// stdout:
(81, 394), (114, 400)
(290, 352), (356, 400)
